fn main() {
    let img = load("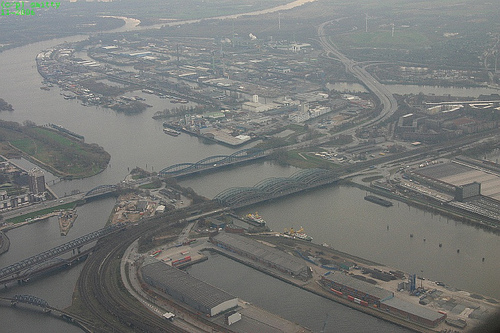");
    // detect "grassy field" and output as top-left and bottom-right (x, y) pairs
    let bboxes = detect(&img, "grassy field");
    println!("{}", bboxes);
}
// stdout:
(0, 122), (110, 179)
(7, 202), (77, 224)
(337, 30), (430, 49)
